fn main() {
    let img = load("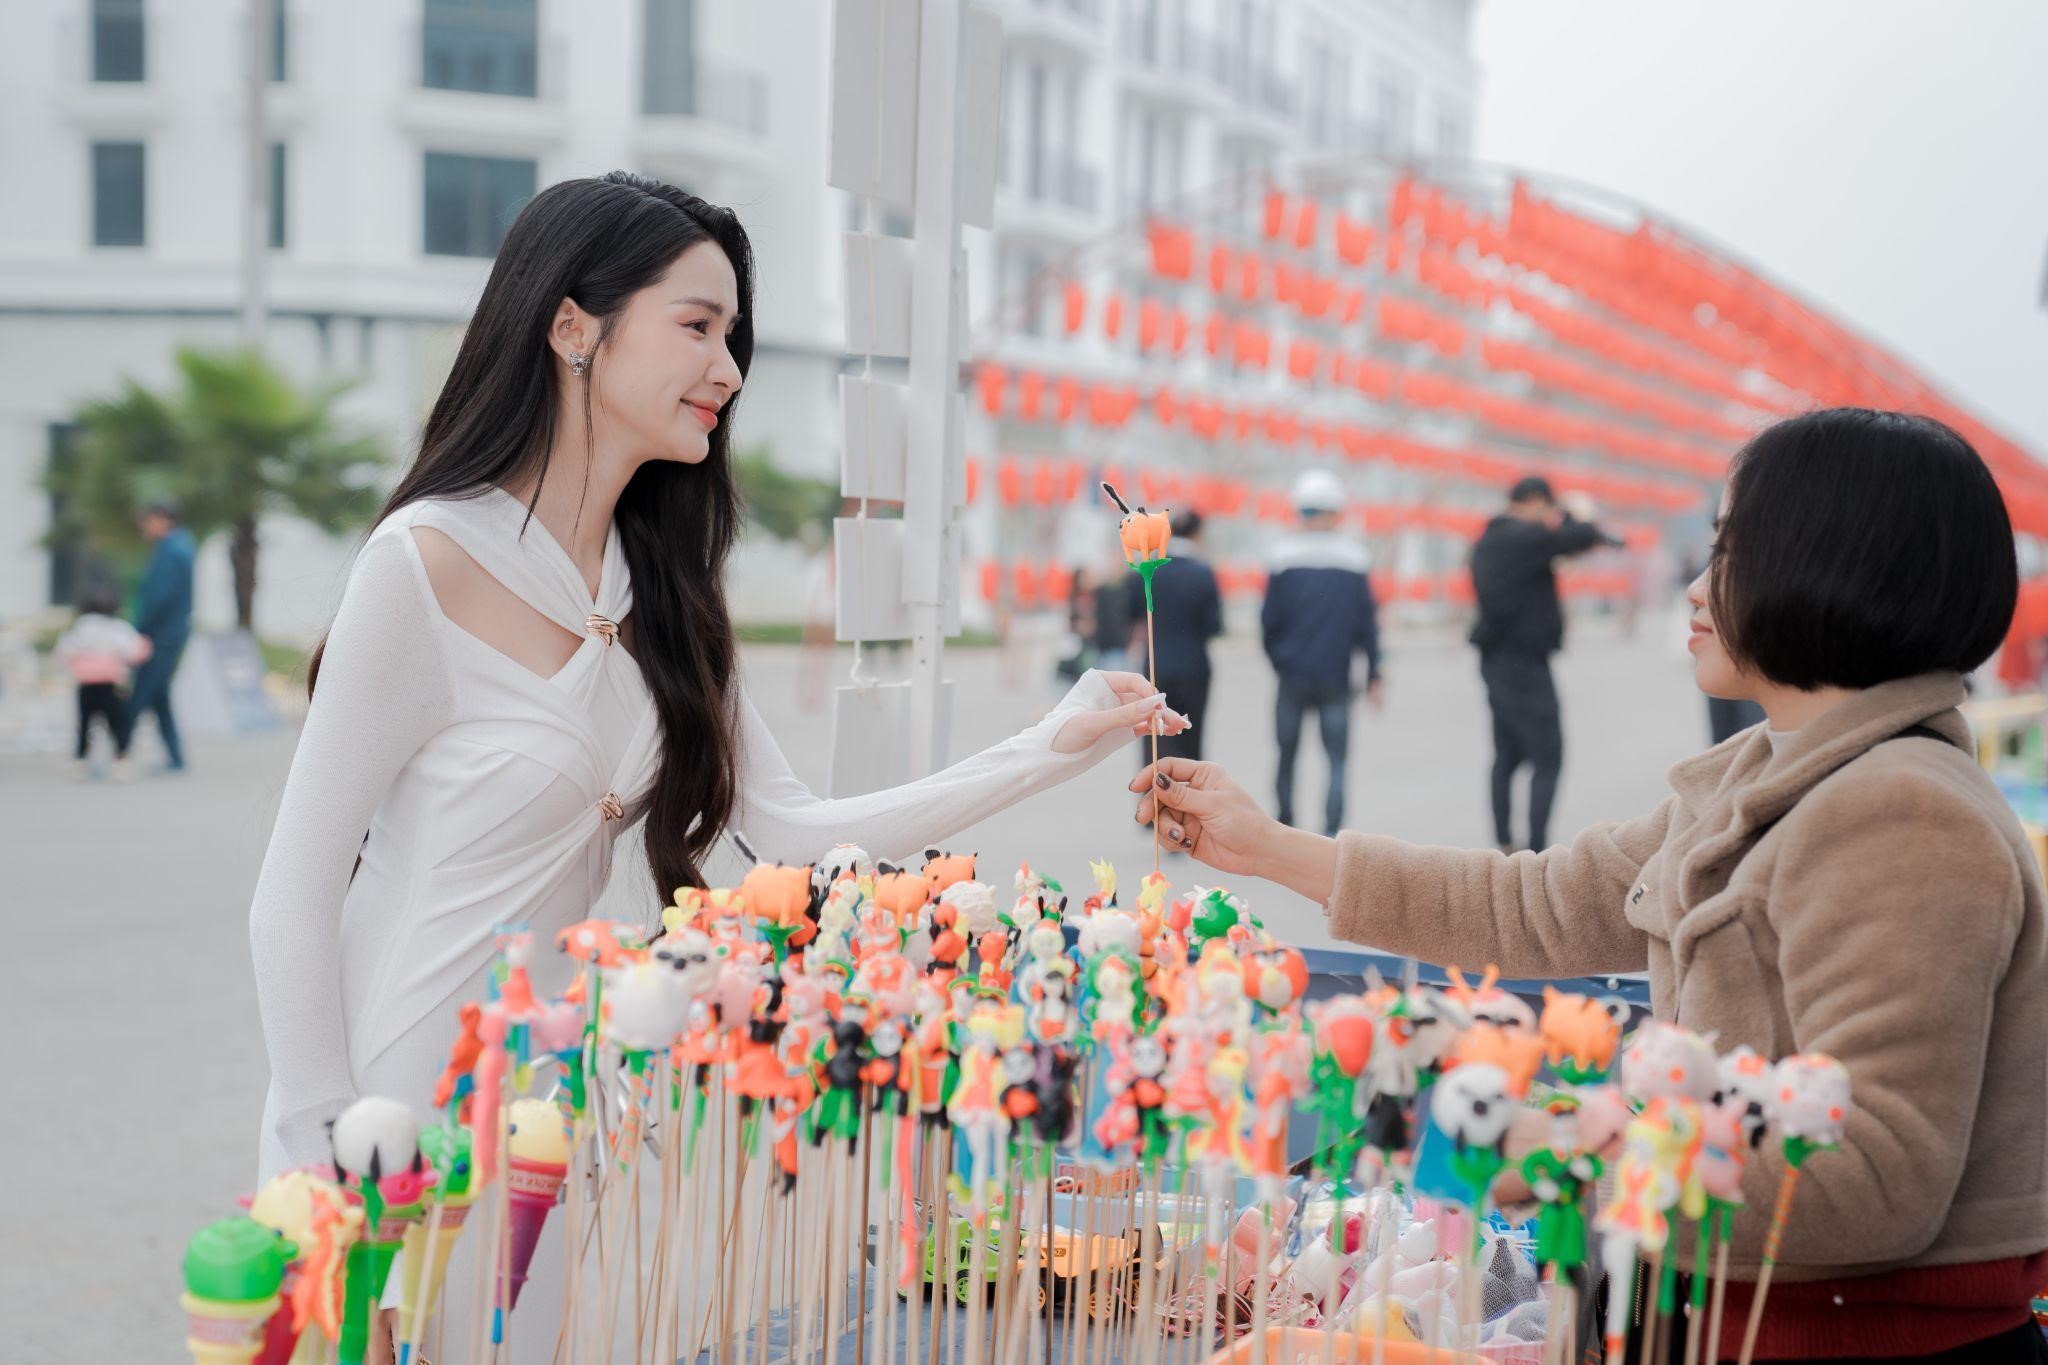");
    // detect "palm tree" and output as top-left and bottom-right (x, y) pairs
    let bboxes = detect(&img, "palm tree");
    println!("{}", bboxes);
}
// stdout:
(45, 347), (386, 632)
